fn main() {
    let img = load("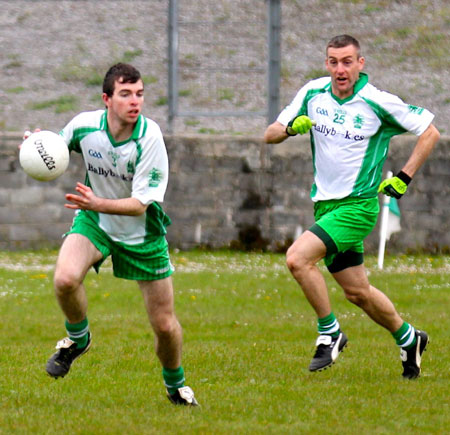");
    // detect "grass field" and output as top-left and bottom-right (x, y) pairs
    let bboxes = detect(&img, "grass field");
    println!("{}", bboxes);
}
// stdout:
(0, 250), (448, 434)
